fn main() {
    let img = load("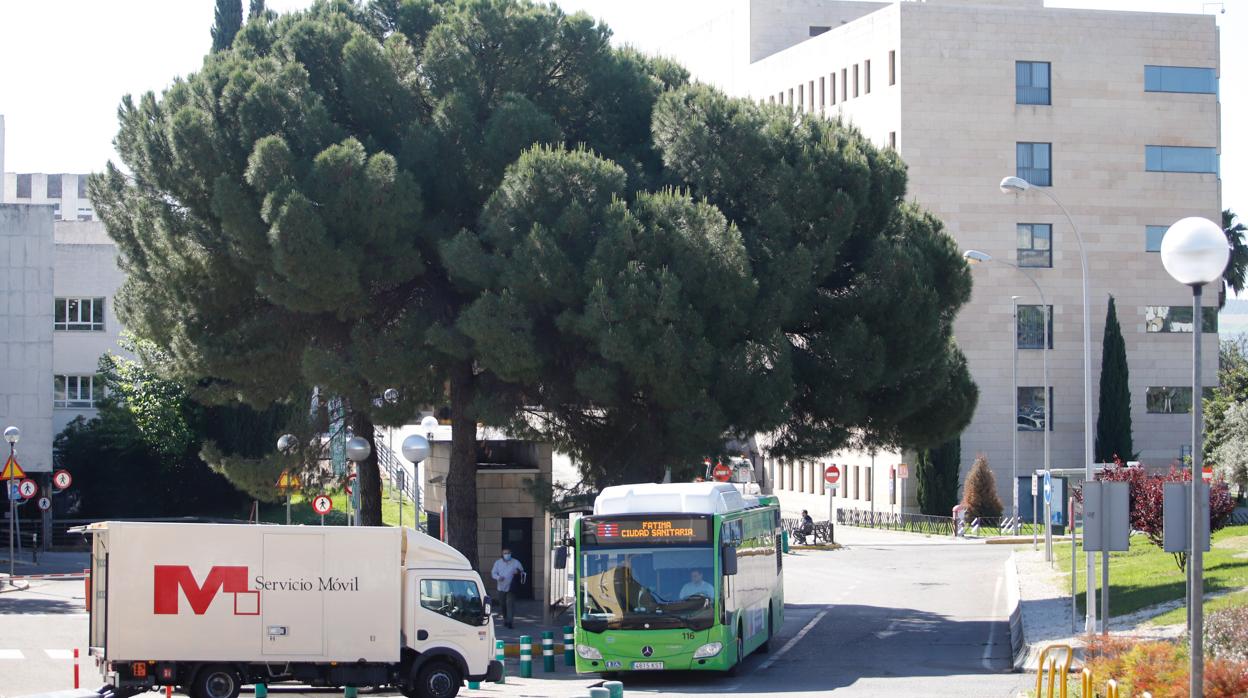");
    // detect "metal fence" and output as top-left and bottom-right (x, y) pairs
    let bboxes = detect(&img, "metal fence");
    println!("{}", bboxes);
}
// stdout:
(780, 517), (833, 544)
(836, 509), (956, 536)
(374, 431), (420, 505)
